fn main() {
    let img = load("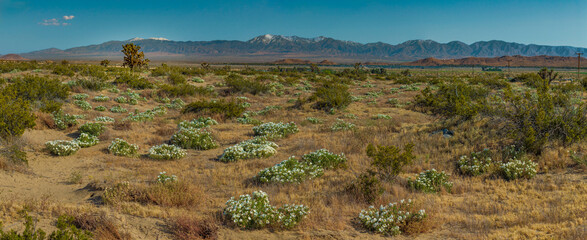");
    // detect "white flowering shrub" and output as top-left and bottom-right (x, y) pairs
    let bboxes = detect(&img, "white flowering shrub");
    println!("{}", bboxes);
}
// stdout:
(72, 93), (89, 100)
(114, 96), (128, 103)
(94, 116), (114, 122)
(149, 144), (187, 160)
(93, 95), (110, 102)
(156, 171), (177, 184)
(499, 157), (537, 180)
(359, 199), (427, 236)
(74, 133), (99, 148)
(219, 137), (278, 162)
(165, 98), (185, 110)
(124, 110), (154, 122)
(192, 77), (205, 83)
(46, 140), (80, 156)
(253, 122), (299, 139)
(152, 106), (167, 116)
(237, 113), (262, 125)
(52, 111), (79, 130)
(257, 157), (324, 183)
(331, 119), (355, 131)
(79, 122), (105, 136)
(178, 117), (218, 129)
(223, 190), (309, 229)
(108, 138), (139, 157)
(74, 100), (92, 110)
(458, 149), (493, 176)
(301, 149), (347, 169)
(110, 105), (128, 113)
(407, 169), (453, 193)
(94, 105), (107, 111)
(171, 128), (218, 150)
